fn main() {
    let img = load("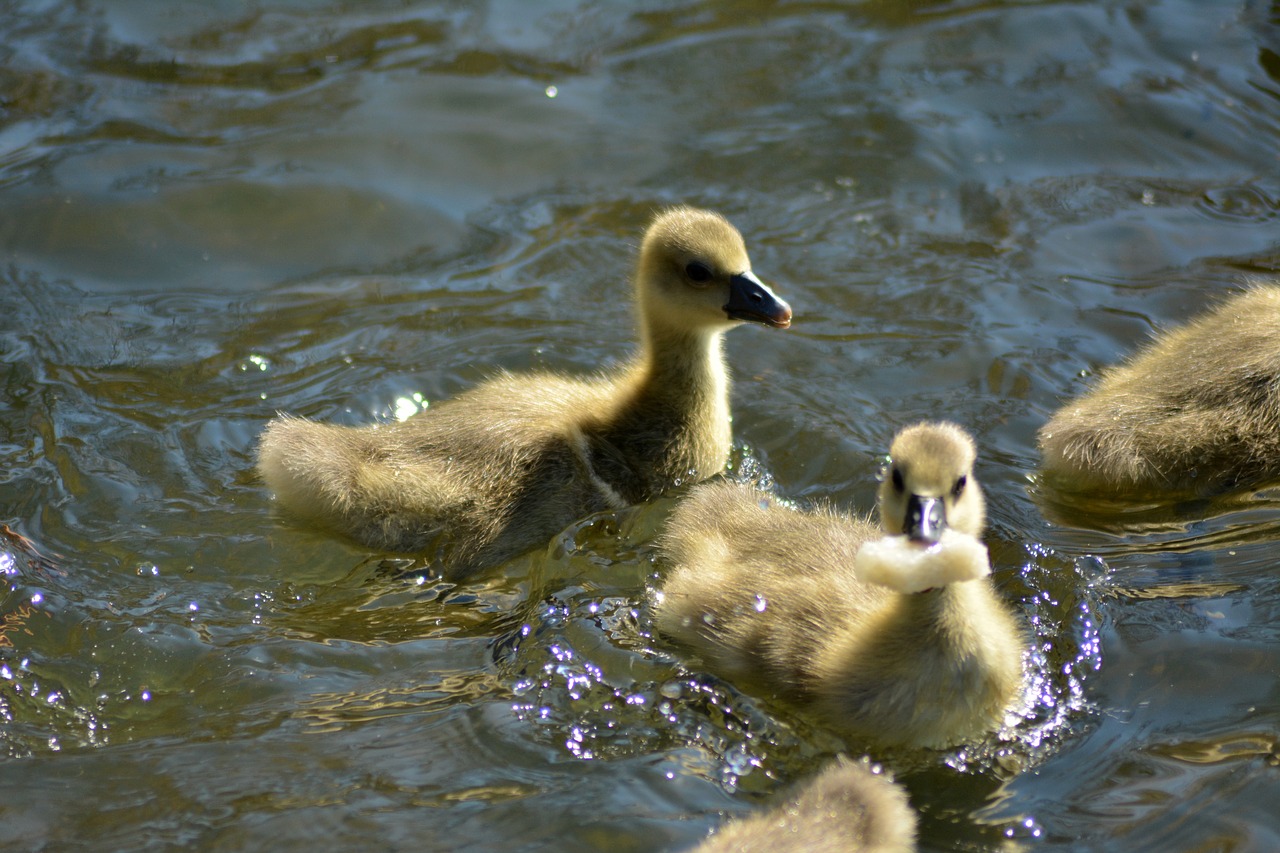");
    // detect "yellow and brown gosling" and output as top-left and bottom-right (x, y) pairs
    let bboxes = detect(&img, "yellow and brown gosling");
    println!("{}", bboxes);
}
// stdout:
(692, 757), (917, 853)
(1039, 283), (1280, 497)
(257, 206), (791, 577)
(654, 422), (1024, 750)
